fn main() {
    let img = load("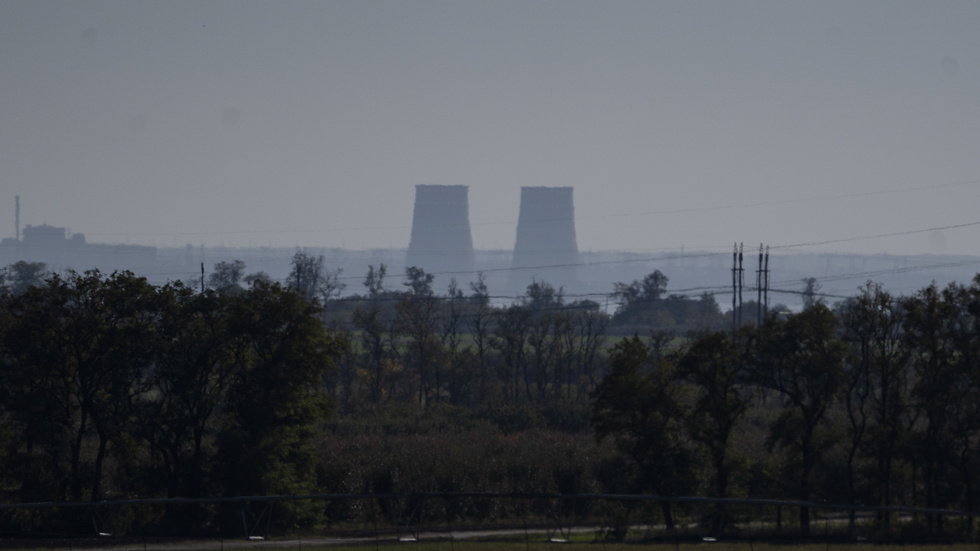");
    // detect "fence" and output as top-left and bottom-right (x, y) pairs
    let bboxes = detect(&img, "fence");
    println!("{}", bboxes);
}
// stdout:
(1, 493), (978, 547)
